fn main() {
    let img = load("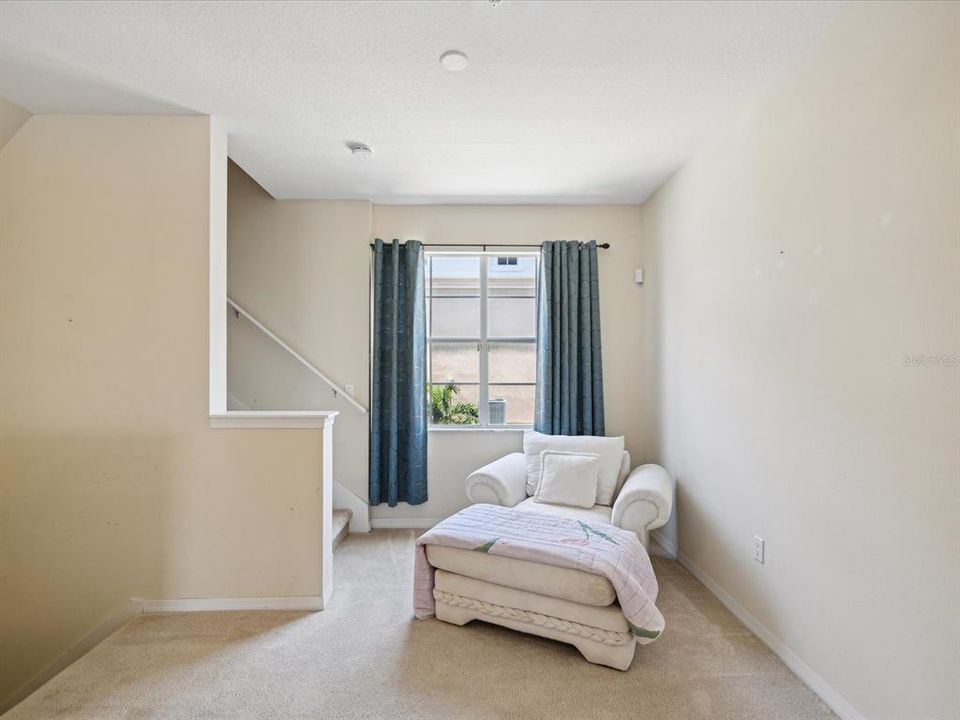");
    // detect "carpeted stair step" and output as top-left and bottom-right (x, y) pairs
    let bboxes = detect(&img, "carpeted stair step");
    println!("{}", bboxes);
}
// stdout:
(332, 508), (352, 551)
